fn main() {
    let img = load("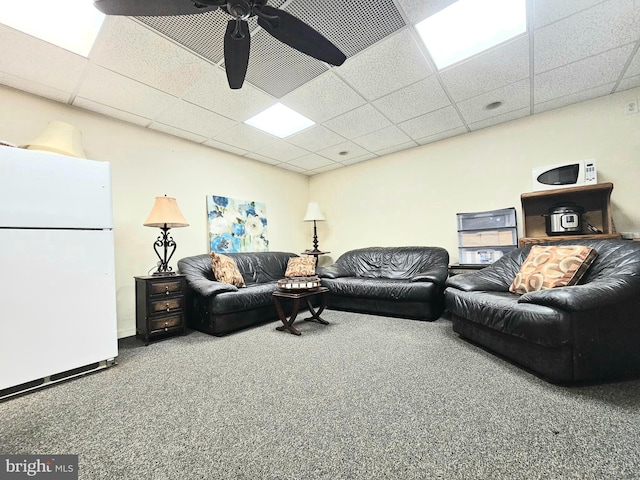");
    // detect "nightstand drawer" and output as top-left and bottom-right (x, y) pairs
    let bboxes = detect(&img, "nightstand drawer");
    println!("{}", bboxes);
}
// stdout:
(148, 279), (183, 297)
(149, 314), (183, 332)
(149, 298), (183, 315)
